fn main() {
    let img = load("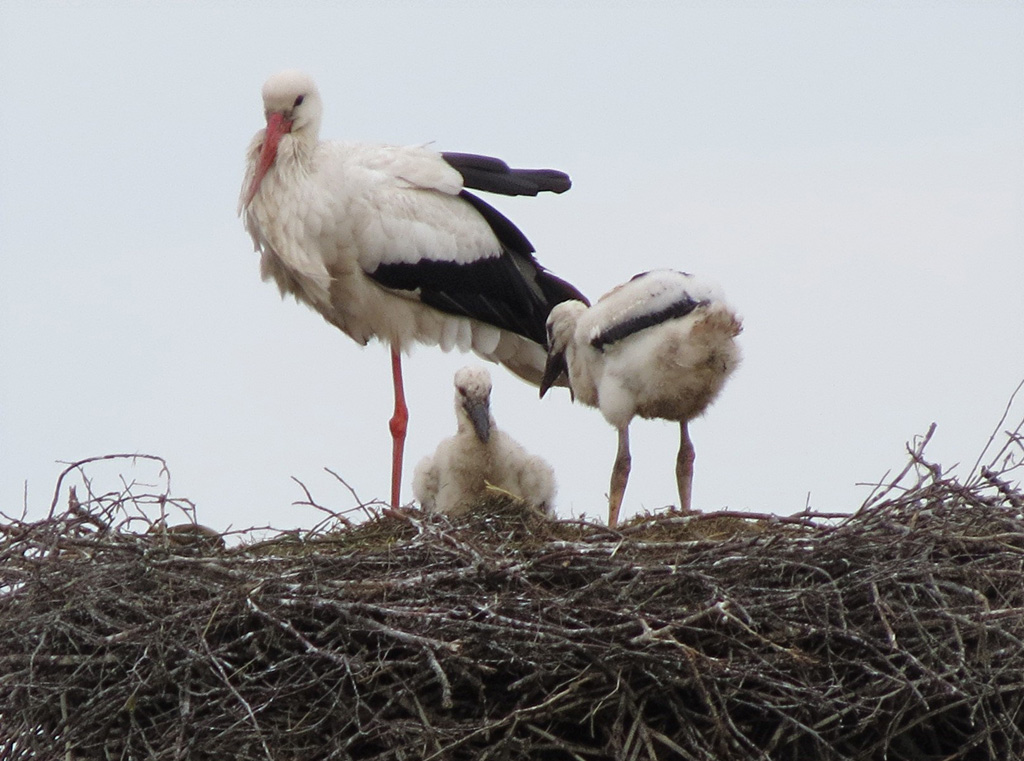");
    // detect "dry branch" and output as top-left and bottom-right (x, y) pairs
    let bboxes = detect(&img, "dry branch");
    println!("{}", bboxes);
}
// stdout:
(2, 432), (1023, 760)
